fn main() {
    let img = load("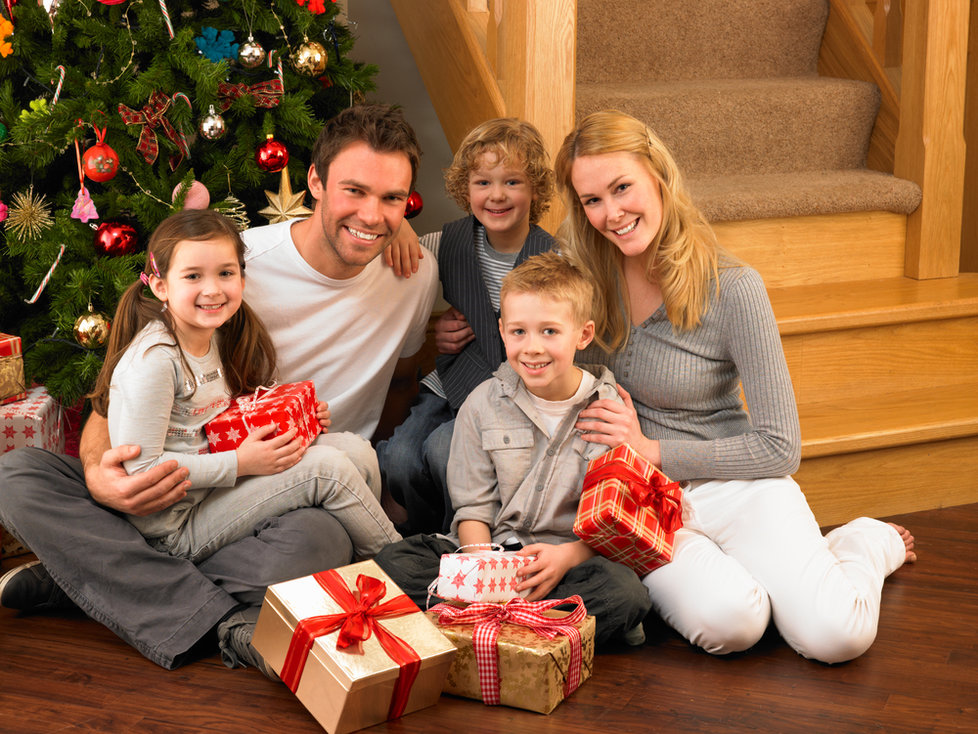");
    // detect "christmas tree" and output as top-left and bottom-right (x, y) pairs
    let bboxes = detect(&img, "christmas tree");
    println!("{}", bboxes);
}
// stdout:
(0, 0), (376, 407)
